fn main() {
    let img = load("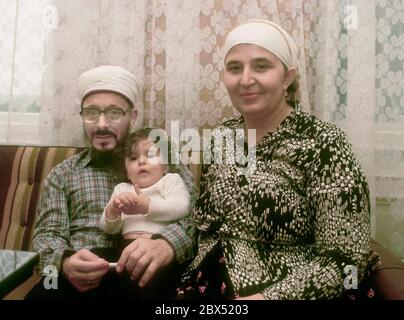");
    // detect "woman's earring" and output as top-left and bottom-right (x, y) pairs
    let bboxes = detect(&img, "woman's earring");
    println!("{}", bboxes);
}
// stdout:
(285, 90), (289, 97)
